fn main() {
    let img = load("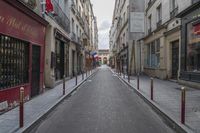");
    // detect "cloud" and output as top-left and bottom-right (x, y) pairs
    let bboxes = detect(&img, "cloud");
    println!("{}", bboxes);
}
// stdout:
(98, 20), (111, 31)
(98, 29), (110, 49)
